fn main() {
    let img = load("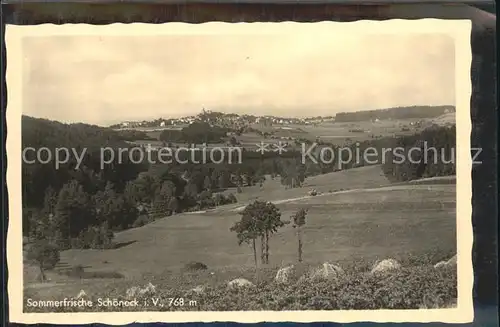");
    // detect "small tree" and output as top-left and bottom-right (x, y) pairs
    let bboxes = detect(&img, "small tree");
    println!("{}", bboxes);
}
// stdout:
(26, 241), (60, 282)
(230, 215), (260, 269)
(231, 201), (286, 266)
(203, 175), (212, 191)
(291, 208), (308, 262)
(168, 197), (179, 214)
(229, 136), (238, 146)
